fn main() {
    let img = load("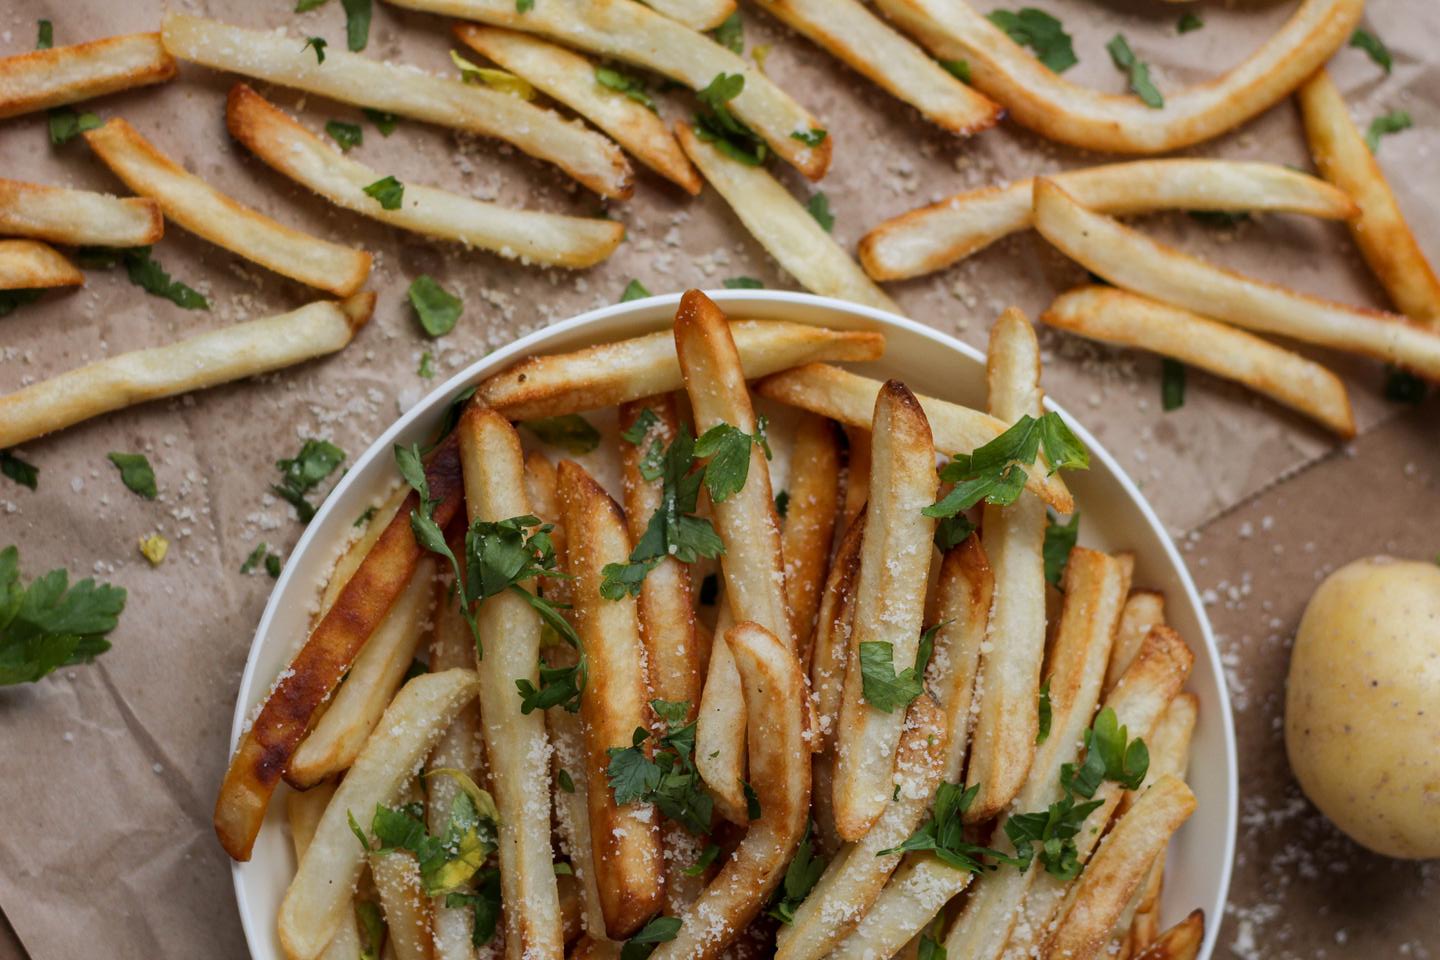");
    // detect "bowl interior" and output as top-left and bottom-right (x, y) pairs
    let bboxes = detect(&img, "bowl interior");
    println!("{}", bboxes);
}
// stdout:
(229, 291), (1236, 960)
